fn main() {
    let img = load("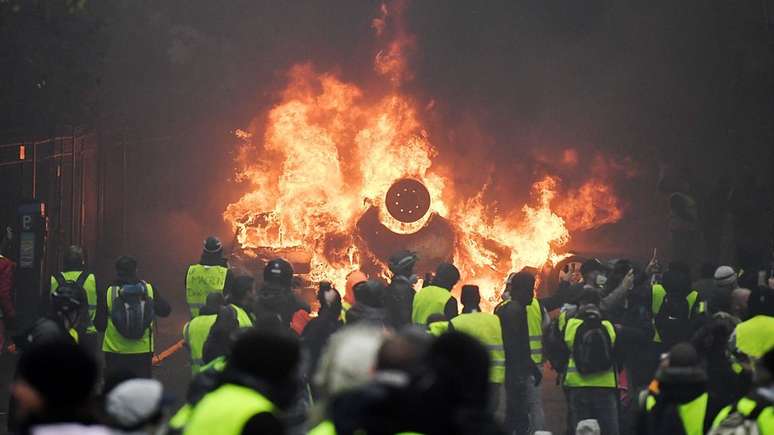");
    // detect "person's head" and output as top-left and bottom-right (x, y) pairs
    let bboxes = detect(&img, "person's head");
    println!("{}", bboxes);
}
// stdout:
(376, 329), (431, 374)
(230, 275), (255, 306)
(202, 304), (240, 363)
(13, 339), (98, 423)
(580, 259), (607, 287)
(353, 279), (386, 308)
(202, 236), (223, 256)
(263, 258), (293, 290)
(115, 256), (138, 281)
(731, 288), (752, 320)
(199, 291), (225, 316)
(63, 245), (85, 270)
(714, 265), (738, 290)
(105, 379), (171, 433)
(312, 324), (385, 399)
(460, 285), (480, 308)
(431, 262), (460, 291)
(344, 270), (368, 306)
(508, 271), (535, 306)
(423, 331), (491, 410)
(662, 270), (691, 297)
(656, 342), (707, 387)
(228, 328), (300, 409)
(388, 250), (418, 278)
(691, 315), (738, 355)
(51, 280), (87, 329)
